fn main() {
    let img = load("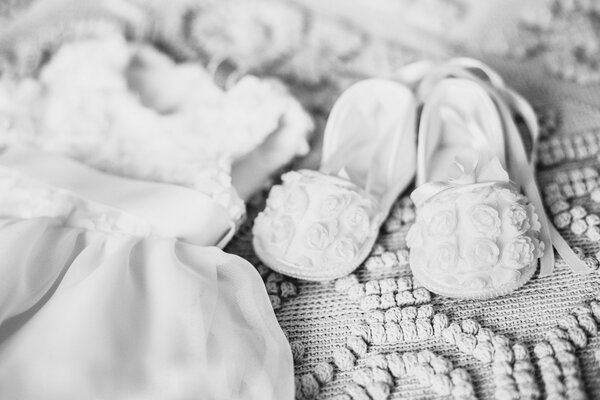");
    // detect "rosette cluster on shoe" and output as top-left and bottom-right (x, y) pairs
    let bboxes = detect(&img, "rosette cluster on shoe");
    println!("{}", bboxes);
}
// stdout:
(253, 170), (383, 281)
(407, 160), (545, 298)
